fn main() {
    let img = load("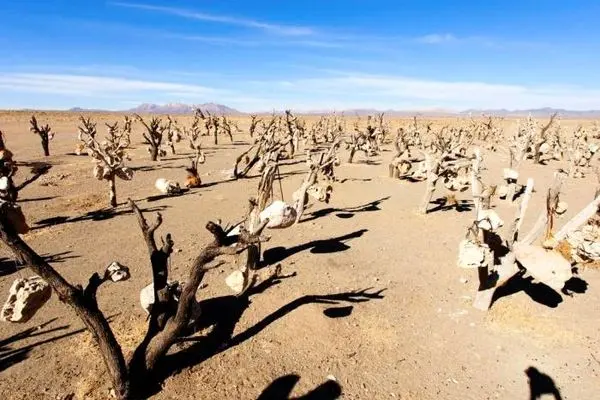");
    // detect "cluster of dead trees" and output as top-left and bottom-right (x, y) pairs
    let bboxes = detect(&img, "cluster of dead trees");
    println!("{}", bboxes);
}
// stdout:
(3, 109), (600, 398)
(387, 114), (600, 214)
(0, 123), (342, 398)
